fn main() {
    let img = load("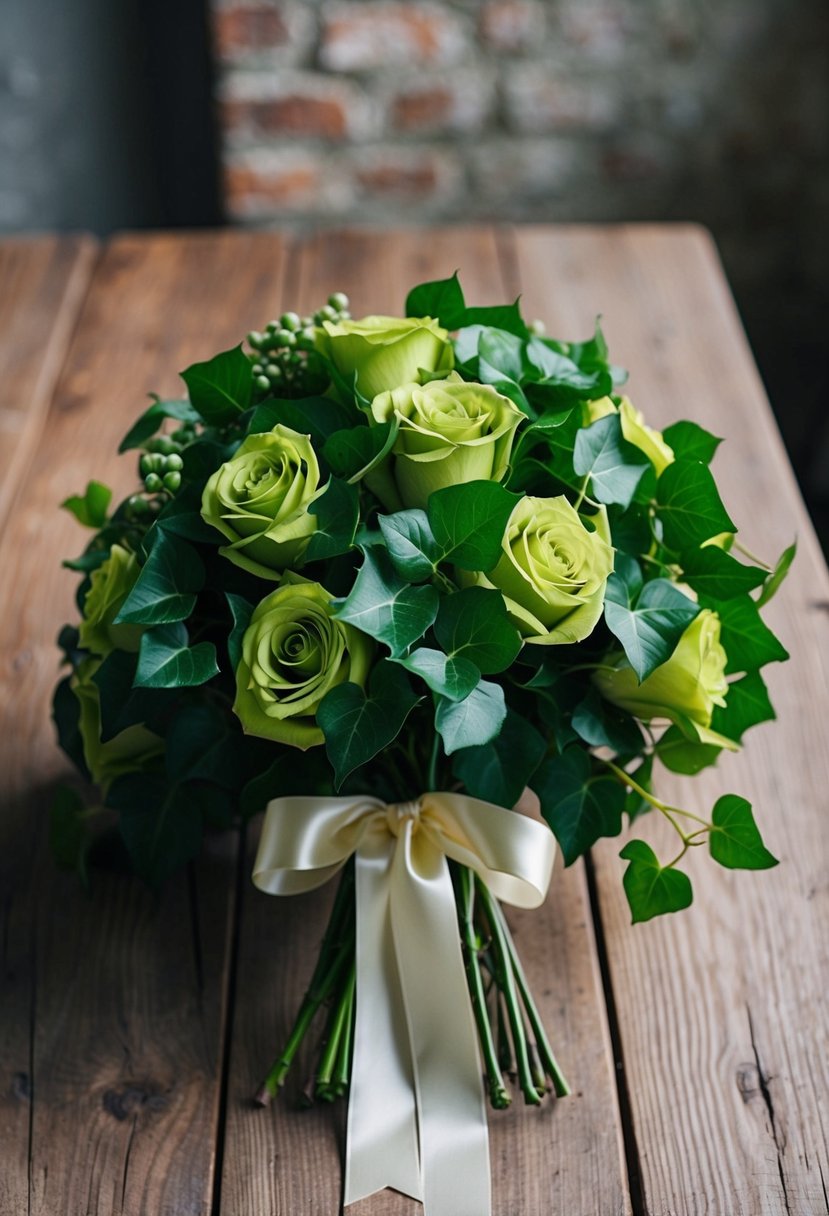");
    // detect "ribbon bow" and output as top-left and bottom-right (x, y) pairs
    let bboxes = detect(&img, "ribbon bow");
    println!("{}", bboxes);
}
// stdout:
(253, 792), (556, 1216)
